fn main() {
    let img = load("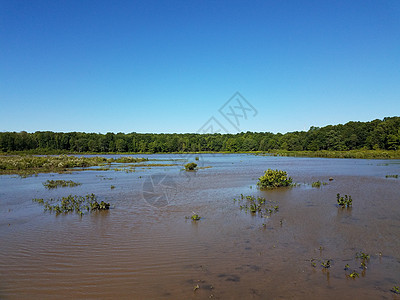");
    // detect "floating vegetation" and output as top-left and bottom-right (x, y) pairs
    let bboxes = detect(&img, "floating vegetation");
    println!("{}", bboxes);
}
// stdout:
(32, 193), (110, 216)
(257, 169), (293, 189)
(385, 174), (398, 178)
(234, 194), (279, 217)
(344, 264), (350, 270)
(0, 155), (149, 175)
(110, 185), (115, 189)
(184, 162), (197, 171)
(336, 193), (352, 207)
(195, 156), (199, 161)
(311, 181), (328, 188)
(391, 286), (400, 294)
(43, 180), (81, 189)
